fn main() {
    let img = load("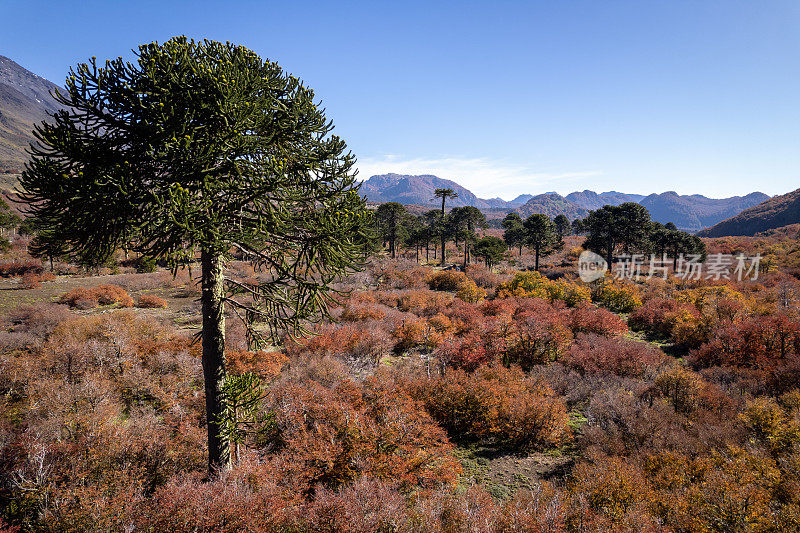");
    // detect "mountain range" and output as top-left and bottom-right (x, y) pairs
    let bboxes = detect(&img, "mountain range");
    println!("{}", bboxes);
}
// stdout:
(697, 187), (800, 237)
(0, 55), (63, 174)
(359, 174), (770, 232)
(0, 56), (789, 236)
